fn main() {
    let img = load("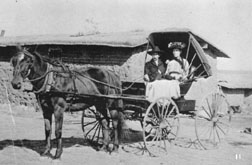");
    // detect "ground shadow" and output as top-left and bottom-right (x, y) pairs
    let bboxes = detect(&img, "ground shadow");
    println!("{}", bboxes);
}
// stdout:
(120, 129), (147, 156)
(229, 141), (252, 146)
(173, 137), (205, 150)
(0, 137), (96, 156)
